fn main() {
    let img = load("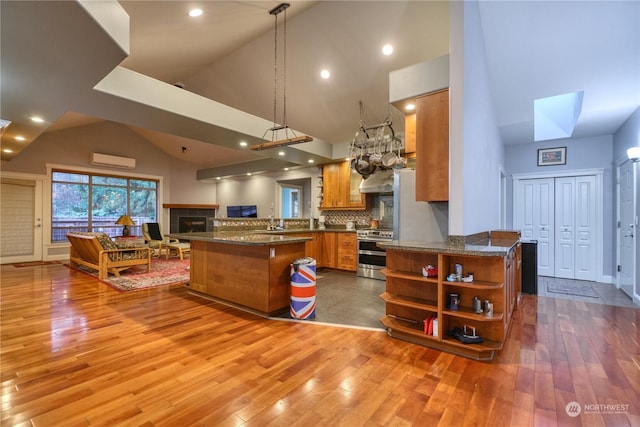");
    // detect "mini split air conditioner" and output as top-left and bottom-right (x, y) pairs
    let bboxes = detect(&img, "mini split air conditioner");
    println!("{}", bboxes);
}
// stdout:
(90, 153), (136, 169)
